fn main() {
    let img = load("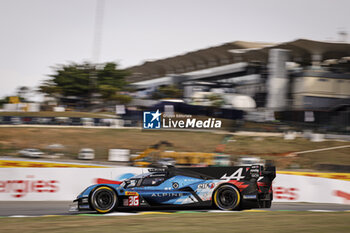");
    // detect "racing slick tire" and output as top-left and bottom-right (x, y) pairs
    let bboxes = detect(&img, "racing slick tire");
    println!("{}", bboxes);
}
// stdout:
(90, 186), (118, 213)
(213, 185), (241, 210)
